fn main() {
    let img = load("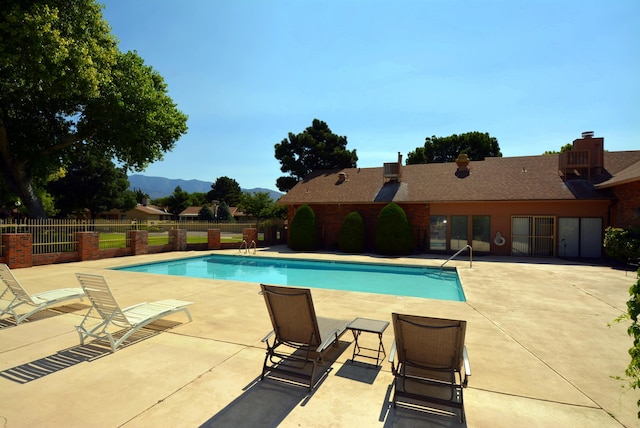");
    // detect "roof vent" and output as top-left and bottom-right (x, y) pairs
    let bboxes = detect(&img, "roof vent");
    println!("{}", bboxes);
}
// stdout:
(455, 153), (470, 171)
(582, 131), (594, 138)
(337, 172), (347, 184)
(455, 153), (471, 178)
